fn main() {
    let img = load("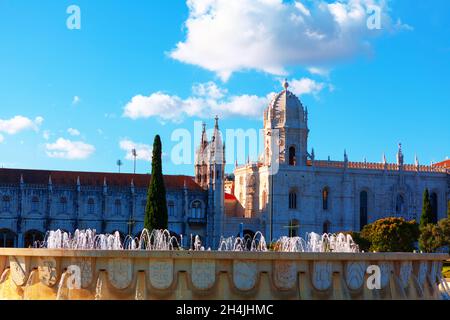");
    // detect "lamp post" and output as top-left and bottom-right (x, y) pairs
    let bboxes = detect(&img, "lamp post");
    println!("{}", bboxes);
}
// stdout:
(116, 160), (123, 173)
(132, 149), (137, 174)
(127, 217), (136, 236)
